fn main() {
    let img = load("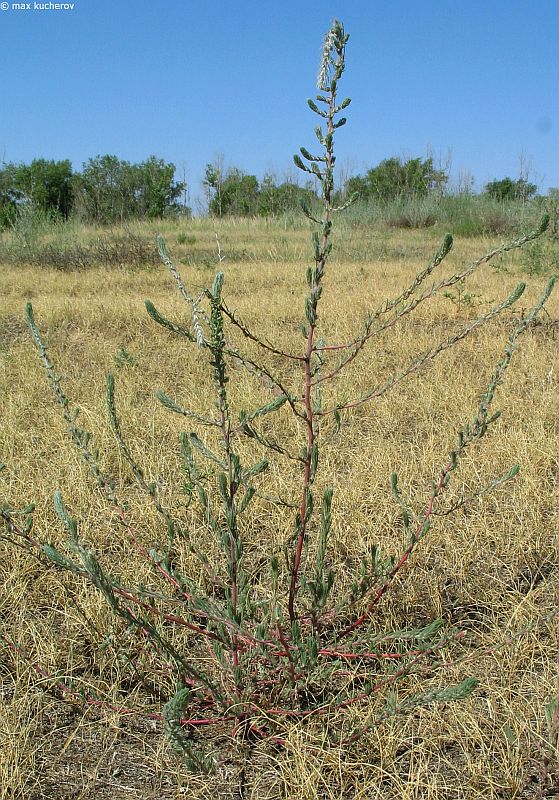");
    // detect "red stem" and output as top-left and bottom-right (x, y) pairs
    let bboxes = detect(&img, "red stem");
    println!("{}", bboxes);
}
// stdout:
(276, 622), (297, 686)
(287, 342), (315, 623)
(337, 460), (452, 639)
(287, 74), (336, 623)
